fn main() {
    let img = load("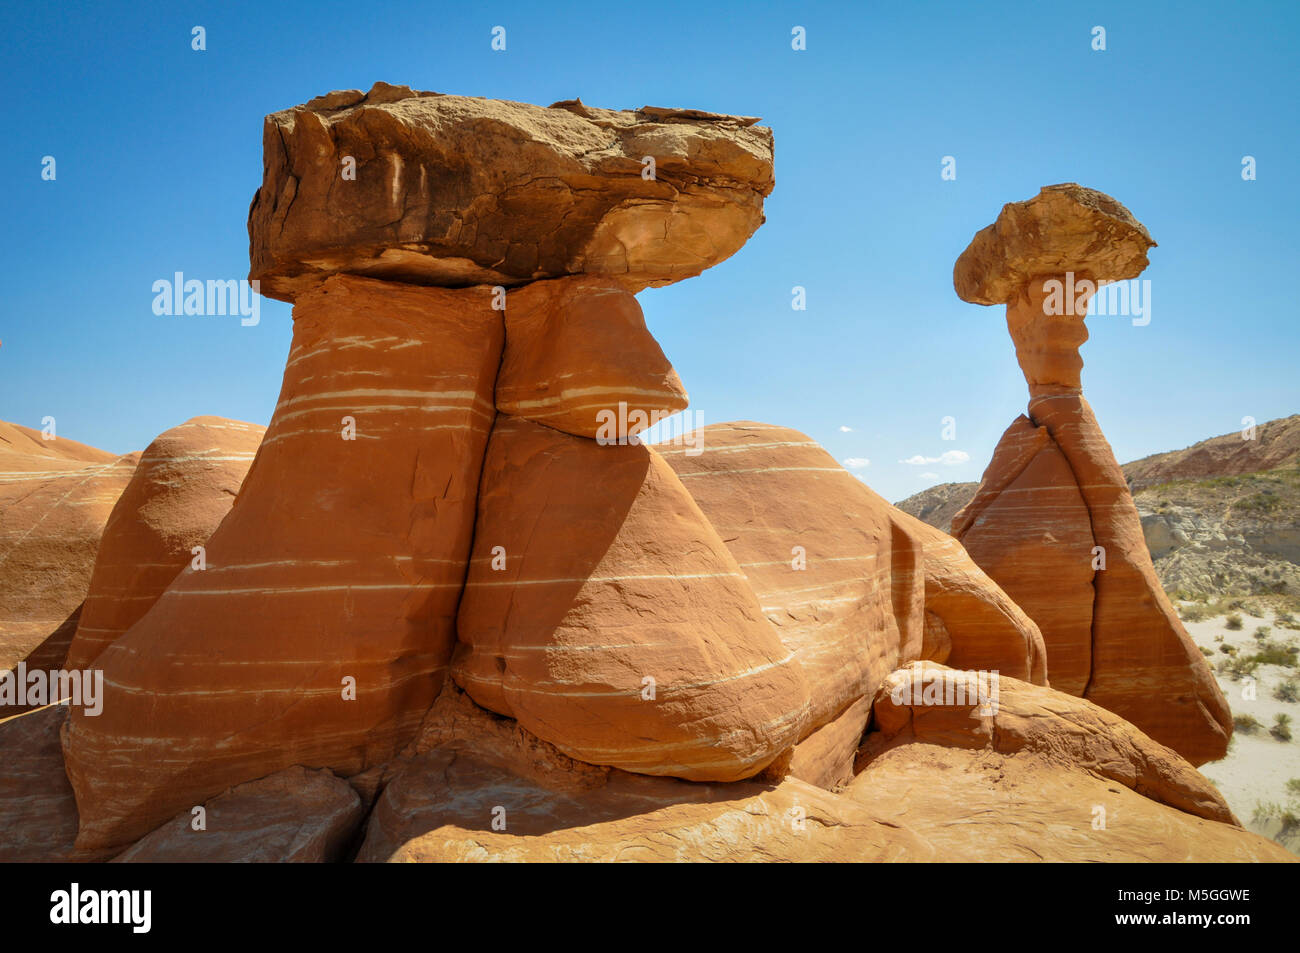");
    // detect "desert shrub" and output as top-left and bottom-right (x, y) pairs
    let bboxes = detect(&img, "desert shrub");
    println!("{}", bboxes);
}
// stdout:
(1272, 713), (1293, 742)
(1234, 713), (1263, 734)
(1251, 641), (1300, 667)
(1256, 626), (1273, 641)
(1253, 801), (1278, 825)
(1275, 678), (1300, 704)
(1199, 645), (1214, 657)
(1278, 611), (1298, 628)
(1286, 778), (1300, 798)
(1218, 655), (1260, 680)
(1219, 644), (1237, 655)
(1226, 613), (1244, 631)
(1252, 802), (1300, 845)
